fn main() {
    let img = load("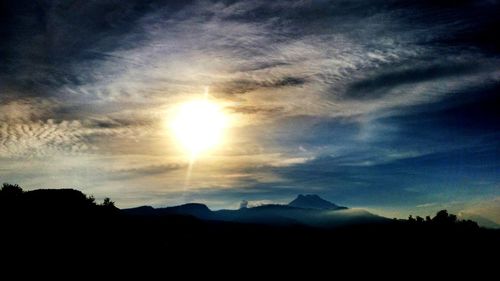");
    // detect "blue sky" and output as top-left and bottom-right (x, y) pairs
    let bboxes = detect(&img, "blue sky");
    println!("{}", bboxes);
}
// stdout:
(0, 0), (499, 223)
